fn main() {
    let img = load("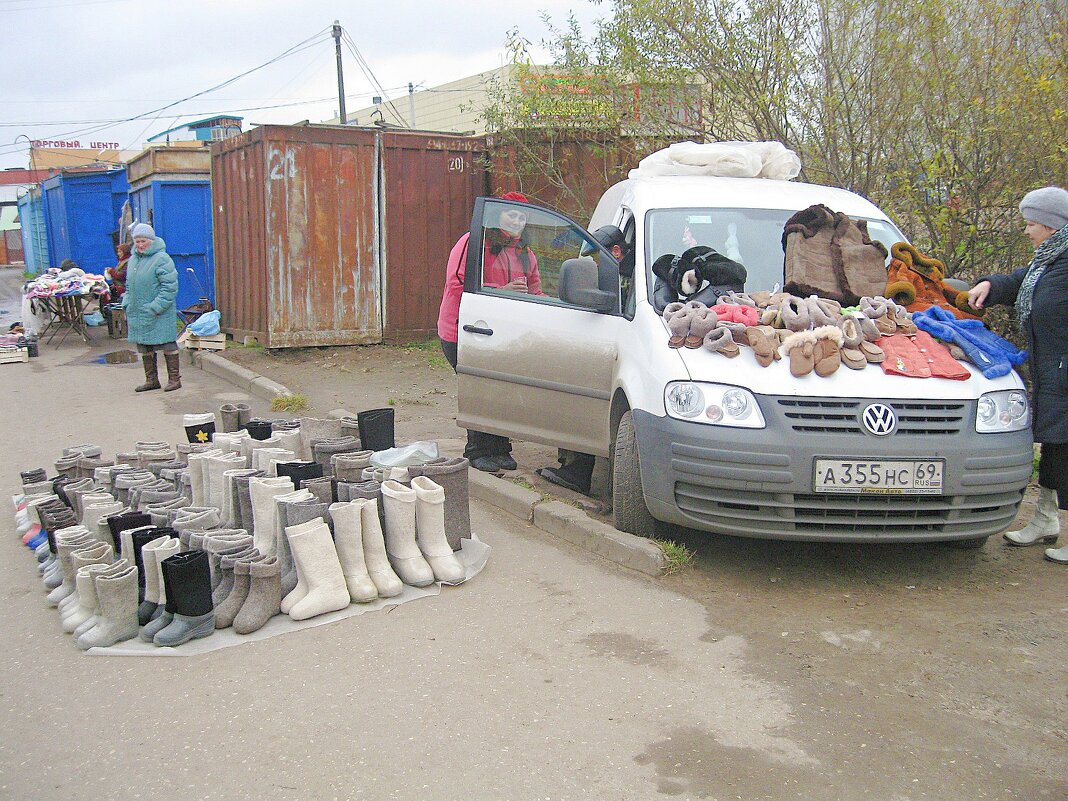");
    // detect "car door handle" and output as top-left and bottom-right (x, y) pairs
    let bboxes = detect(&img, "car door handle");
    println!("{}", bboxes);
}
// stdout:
(463, 325), (494, 336)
